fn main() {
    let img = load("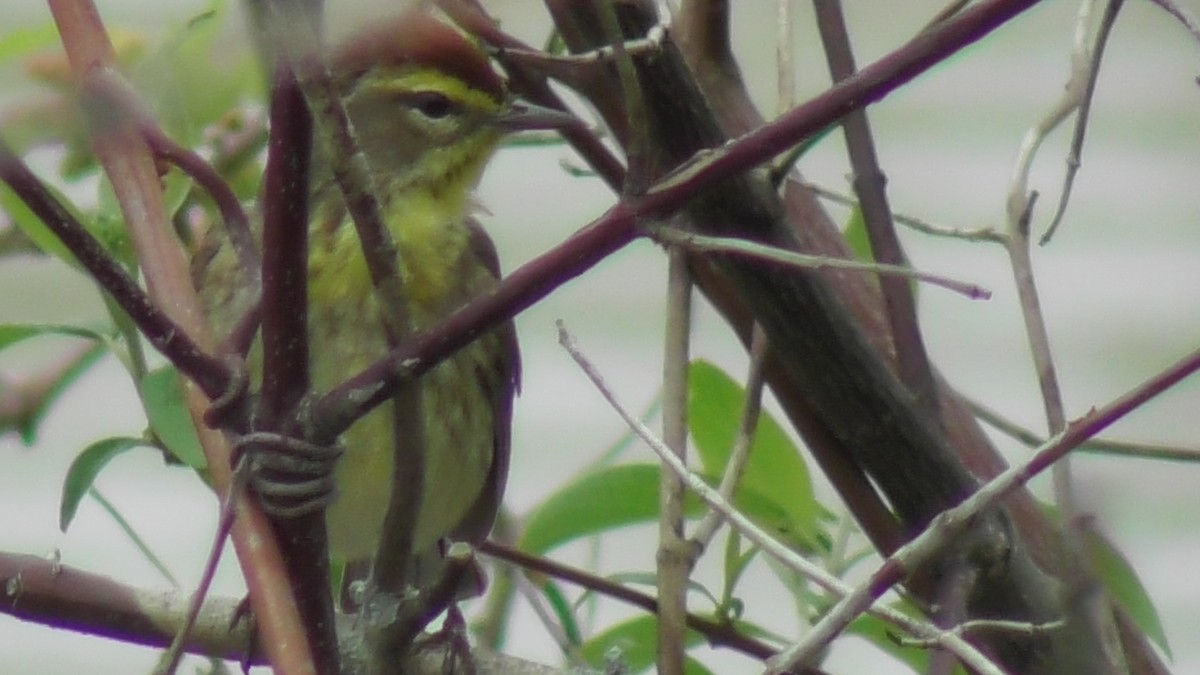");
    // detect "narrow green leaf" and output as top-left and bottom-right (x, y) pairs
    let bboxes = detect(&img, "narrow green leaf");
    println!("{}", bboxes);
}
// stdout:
(688, 360), (828, 551)
(843, 205), (872, 261)
(605, 571), (722, 611)
(88, 487), (178, 586)
(841, 206), (917, 298)
(720, 529), (759, 612)
(17, 342), (108, 445)
(520, 464), (699, 554)
(0, 325), (112, 444)
(1085, 528), (1172, 657)
(60, 436), (149, 531)
(138, 366), (206, 469)
(540, 580), (583, 646)
(0, 322), (110, 351)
